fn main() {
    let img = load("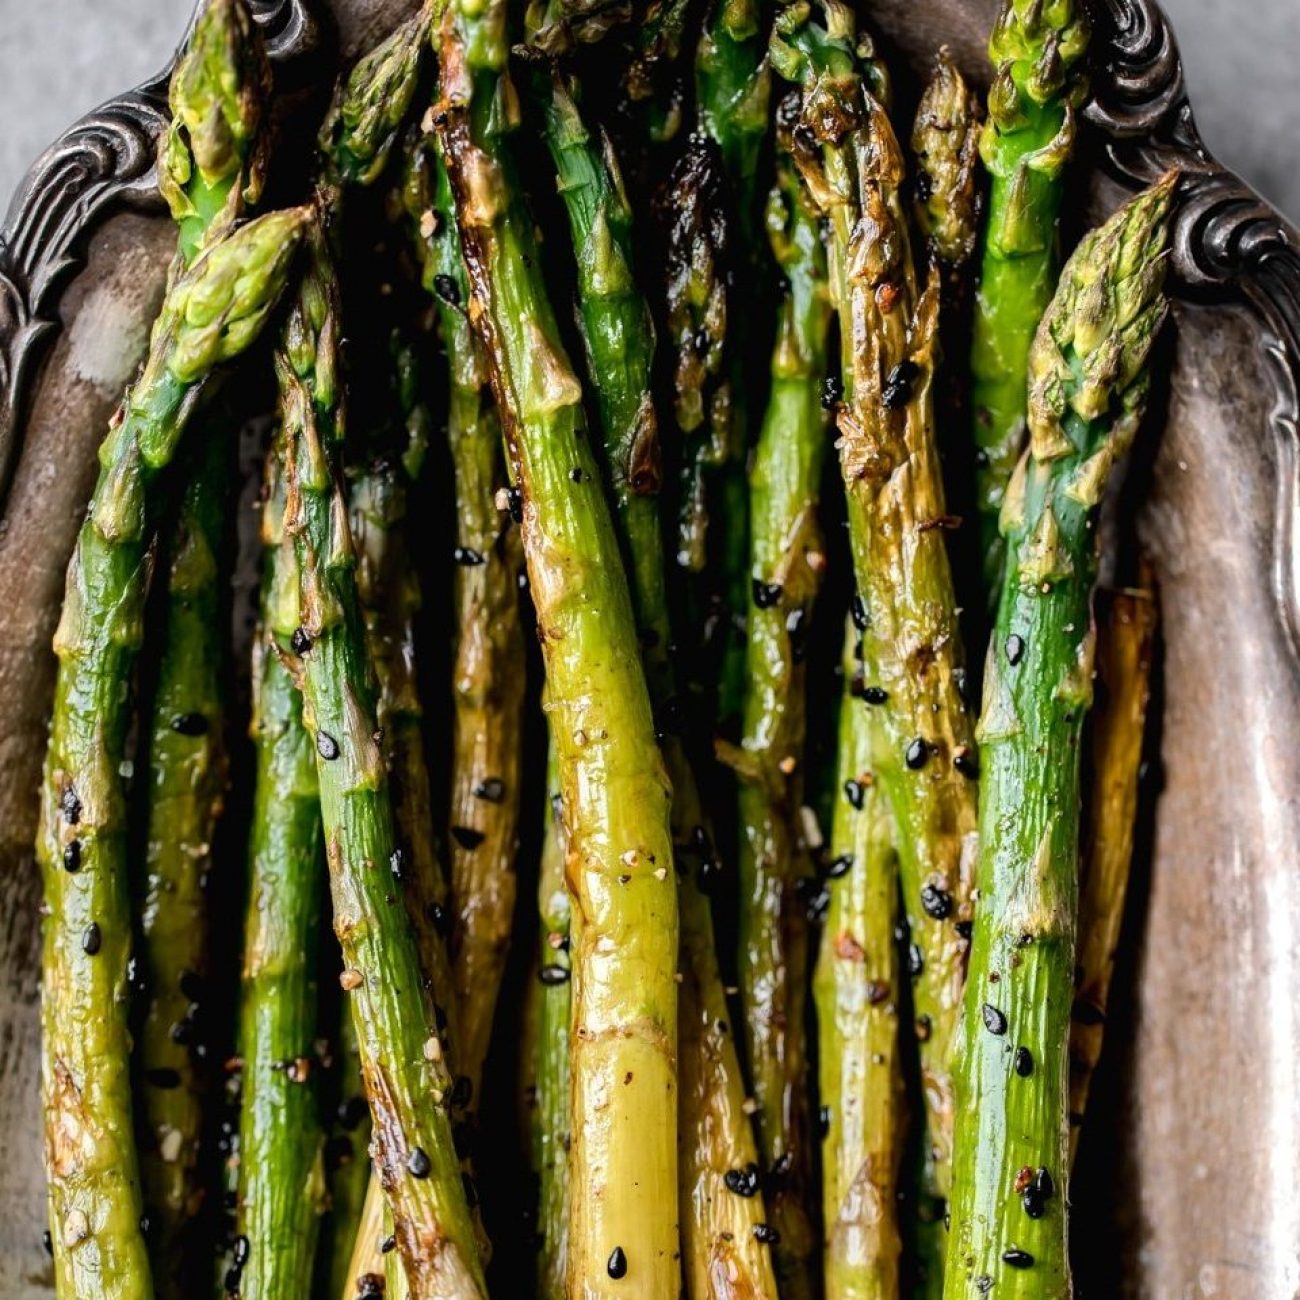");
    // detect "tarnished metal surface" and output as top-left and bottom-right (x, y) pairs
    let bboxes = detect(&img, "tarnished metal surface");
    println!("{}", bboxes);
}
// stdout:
(0, 0), (1297, 1294)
